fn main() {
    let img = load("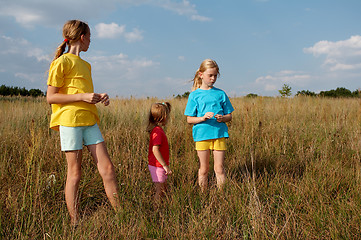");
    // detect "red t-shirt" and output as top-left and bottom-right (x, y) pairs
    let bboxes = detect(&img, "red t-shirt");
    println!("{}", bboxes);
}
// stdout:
(148, 126), (169, 167)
